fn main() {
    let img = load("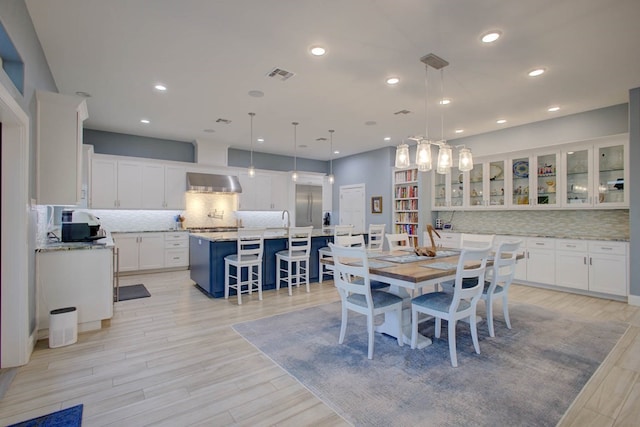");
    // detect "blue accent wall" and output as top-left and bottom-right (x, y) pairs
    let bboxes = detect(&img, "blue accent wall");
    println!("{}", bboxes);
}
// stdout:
(0, 19), (24, 94)
(228, 148), (327, 174)
(84, 129), (195, 162)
